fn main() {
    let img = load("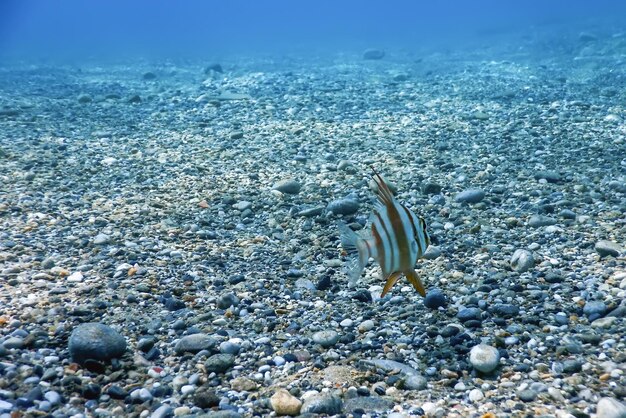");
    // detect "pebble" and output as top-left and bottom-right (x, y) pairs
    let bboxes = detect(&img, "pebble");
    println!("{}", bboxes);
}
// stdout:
(358, 319), (375, 332)
(528, 215), (557, 228)
(93, 233), (111, 245)
(424, 288), (446, 309)
(469, 344), (500, 373)
(270, 389), (302, 416)
(595, 240), (623, 257)
(454, 188), (485, 204)
(273, 179), (302, 195)
(422, 245), (442, 260)
(363, 49), (385, 60)
(518, 389), (537, 402)
(2, 336), (24, 349)
(194, 388), (220, 408)
(584, 301), (607, 318)
(68, 322), (127, 365)
(401, 374), (427, 390)
(300, 393), (343, 415)
(510, 249), (534, 272)
(217, 293), (239, 309)
(596, 397), (626, 418)
(457, 307), (481, 322)
(468, 388), (484, 402)
(327, 198), (360, 216)
(344, 396), (394, 413)
(312, 330), (339, 347)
